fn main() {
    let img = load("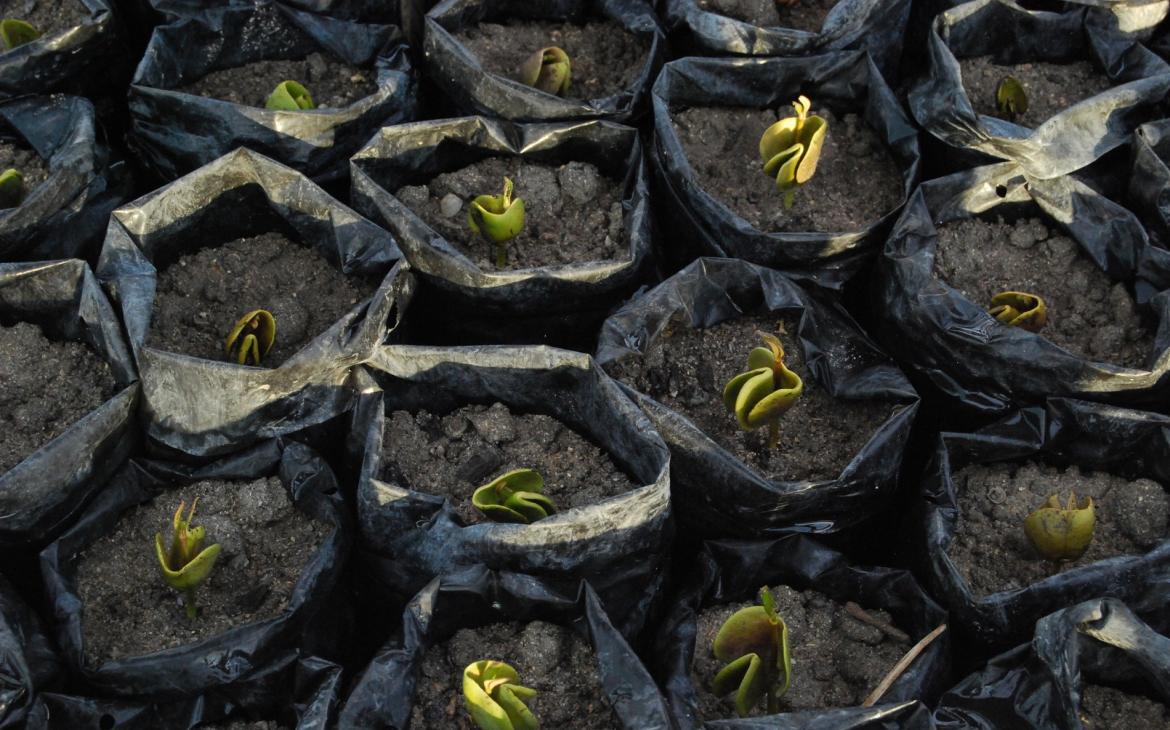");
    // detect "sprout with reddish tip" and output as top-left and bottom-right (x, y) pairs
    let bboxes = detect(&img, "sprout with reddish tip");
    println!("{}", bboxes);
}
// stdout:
(712, 586), (792, 717)
(154, 498), (222, 619)
(722, 331), (804, 449)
